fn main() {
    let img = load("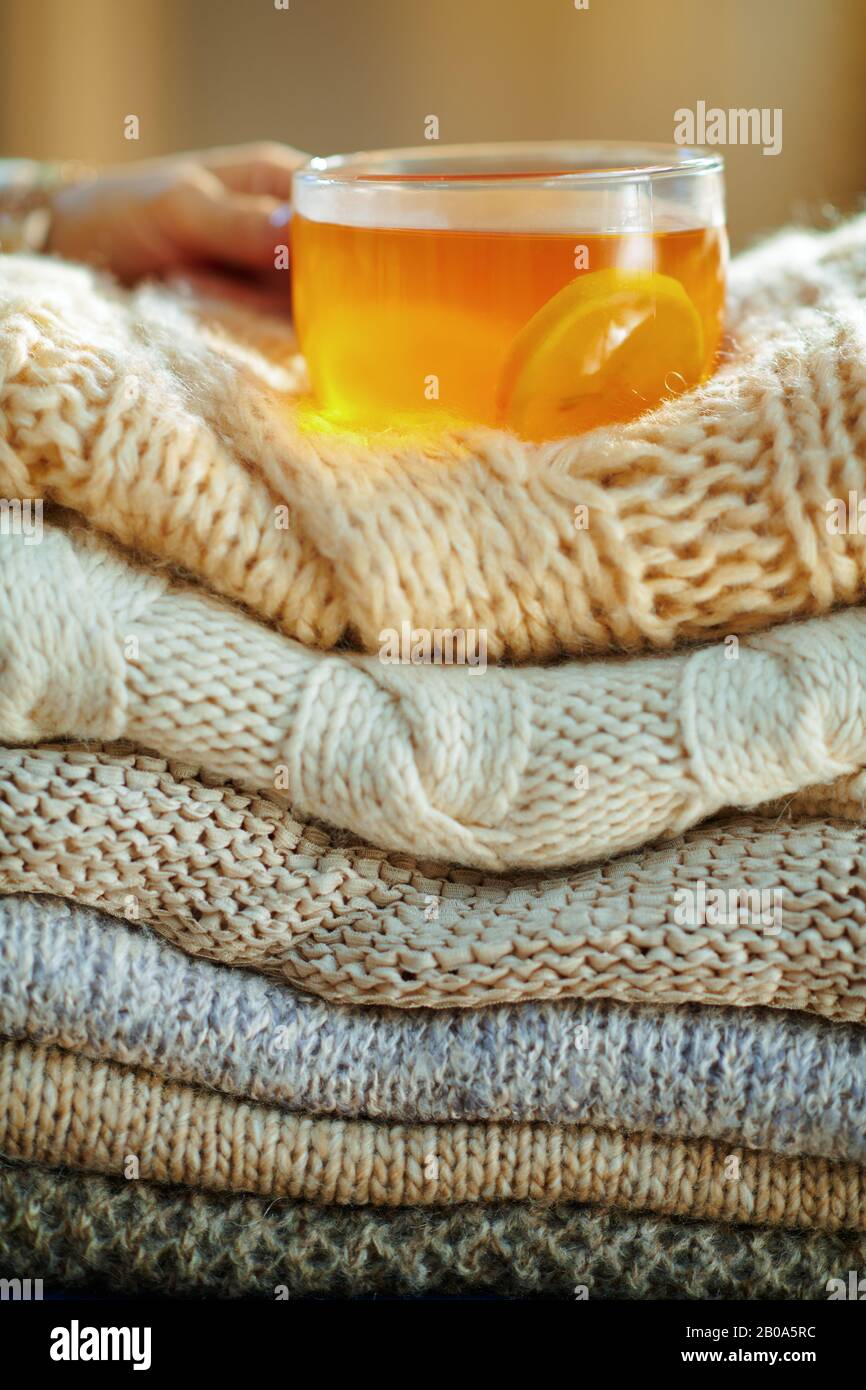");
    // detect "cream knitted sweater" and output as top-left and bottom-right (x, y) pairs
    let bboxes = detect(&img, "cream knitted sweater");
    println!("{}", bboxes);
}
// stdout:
(4, 523), (866, 872)
(3, 217), (866, 661)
